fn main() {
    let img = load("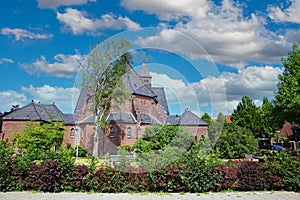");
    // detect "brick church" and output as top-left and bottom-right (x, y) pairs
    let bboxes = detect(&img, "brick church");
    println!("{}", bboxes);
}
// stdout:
(0, 62), (208, 155)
